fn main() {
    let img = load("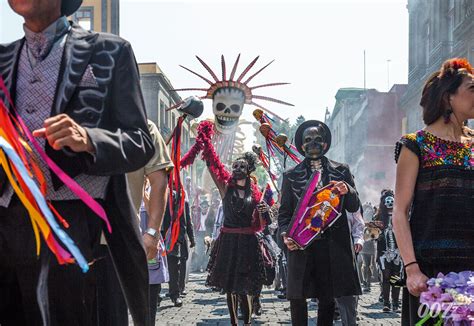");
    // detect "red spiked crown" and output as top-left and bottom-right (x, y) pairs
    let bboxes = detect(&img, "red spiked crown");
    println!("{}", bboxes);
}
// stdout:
(168, 54), (293, 119)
